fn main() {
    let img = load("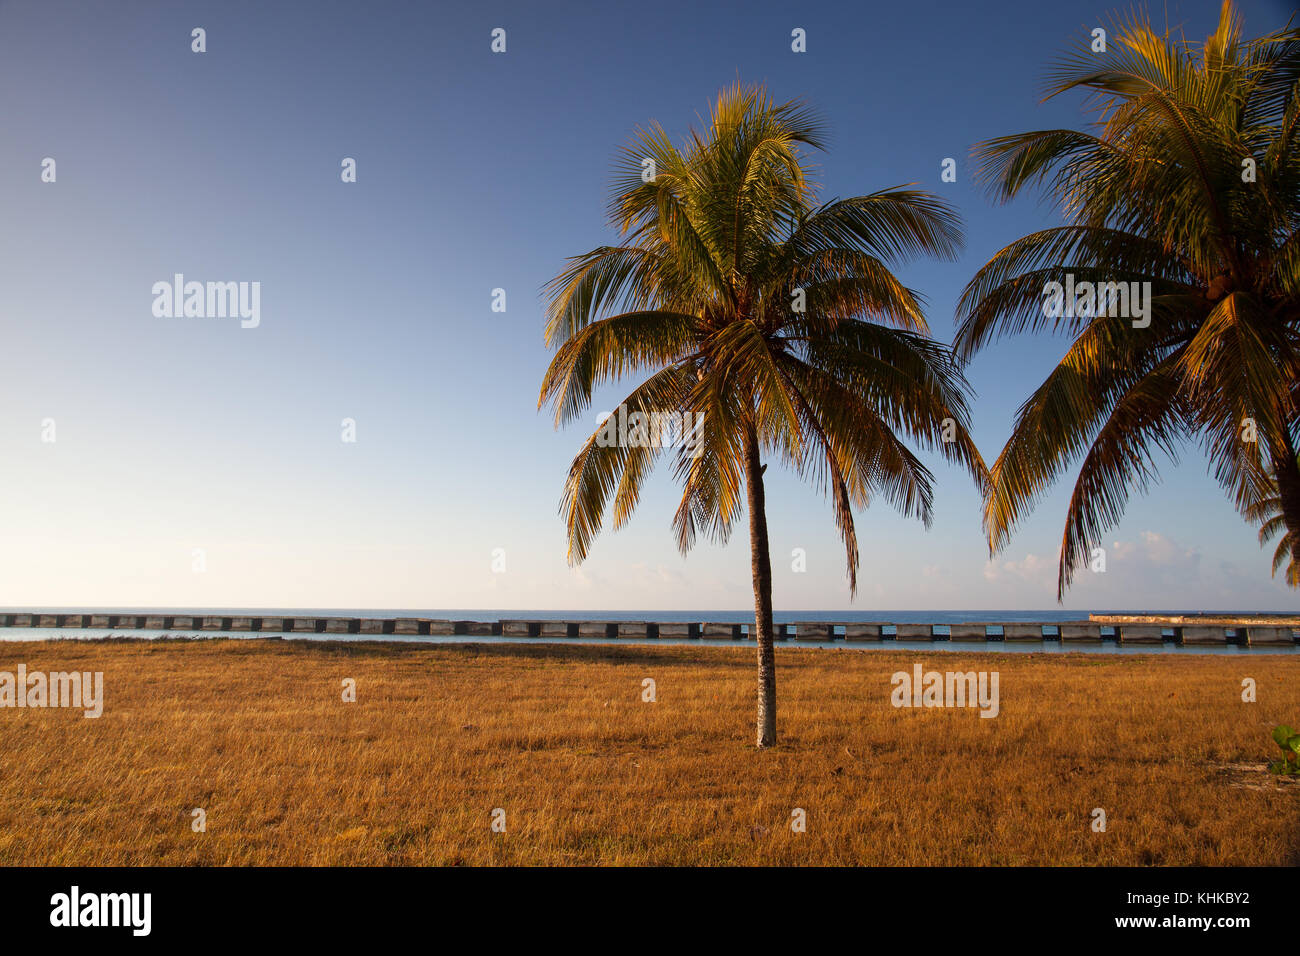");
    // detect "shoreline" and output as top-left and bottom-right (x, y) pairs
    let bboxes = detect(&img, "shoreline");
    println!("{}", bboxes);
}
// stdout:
(0, 611), (1296, 649)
